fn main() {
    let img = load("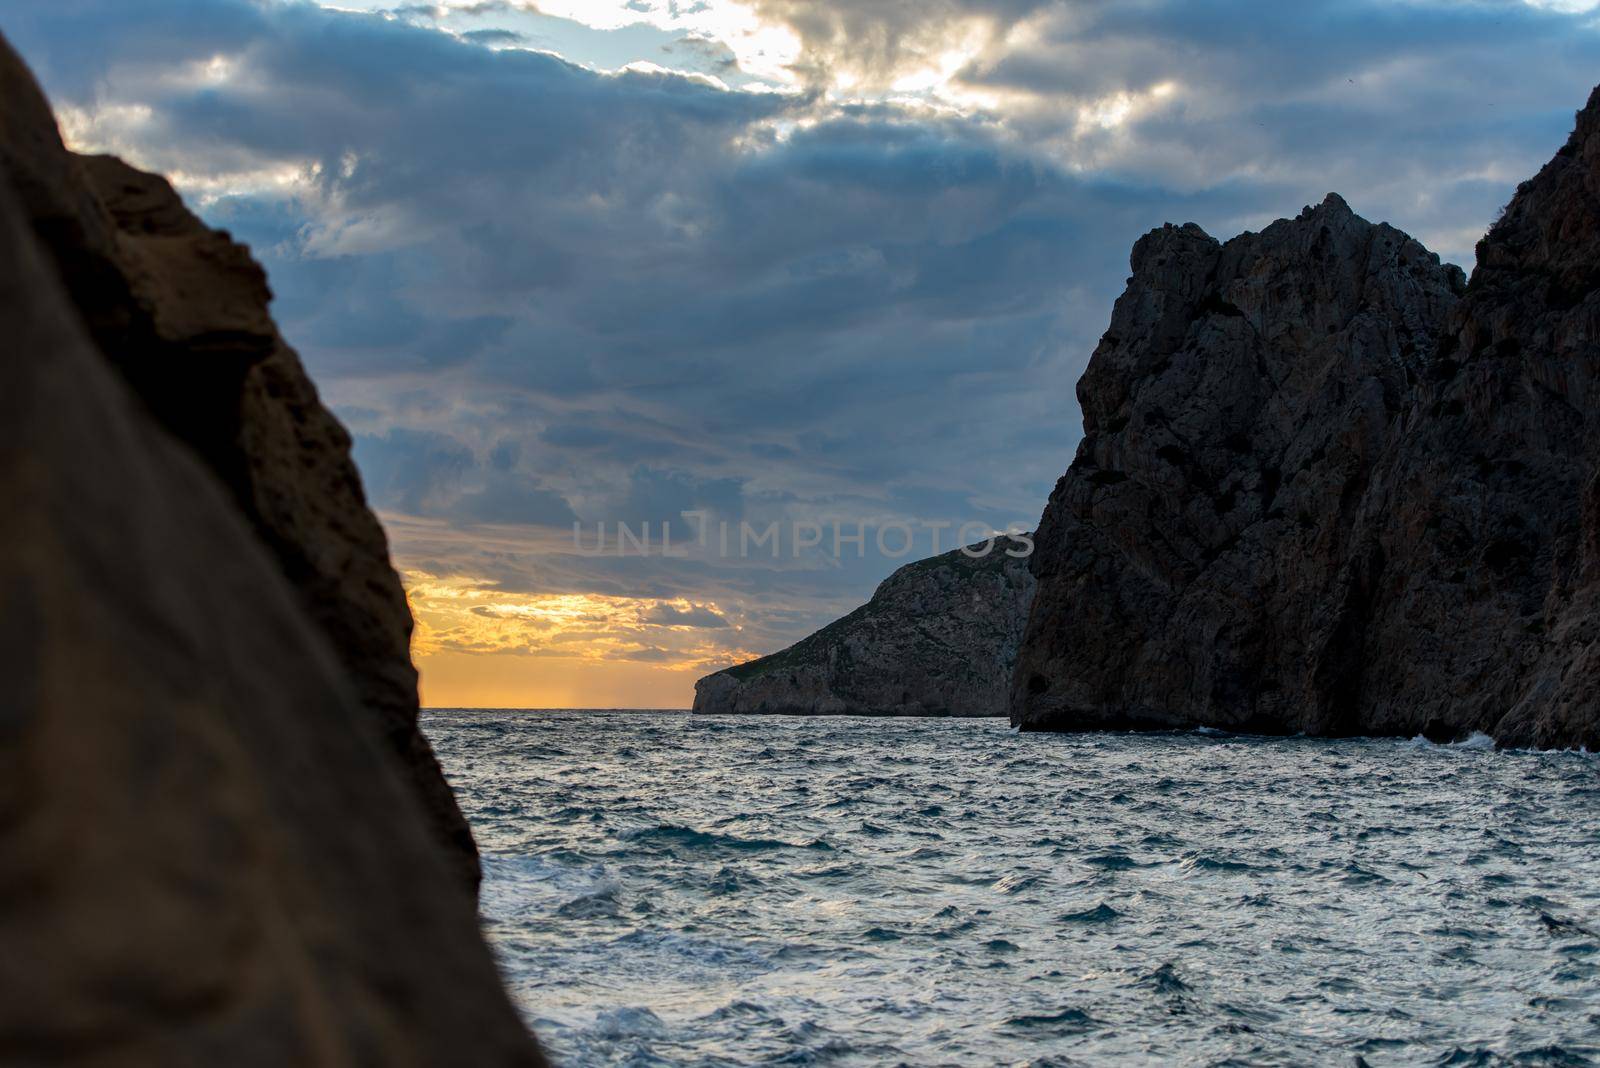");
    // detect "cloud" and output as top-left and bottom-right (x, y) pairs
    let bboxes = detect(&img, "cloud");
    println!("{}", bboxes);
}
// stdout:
(8, 0), (1599, 686)
(354, 428), (475, 514)
(617, 467), (745, 535)
(355, 428), (579, 526)
(745, 0), (1047, 88)
(457, 478), (580, 527)
(642, 603), (730, 628)
(459, 27), (527, 45)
